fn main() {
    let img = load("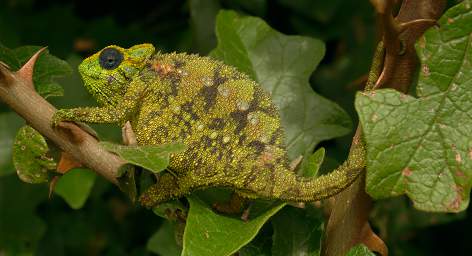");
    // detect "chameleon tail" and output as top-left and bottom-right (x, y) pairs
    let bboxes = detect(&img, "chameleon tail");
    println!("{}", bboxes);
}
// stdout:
(244, 141), (365, 202)
(276, 160), (363, 202)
